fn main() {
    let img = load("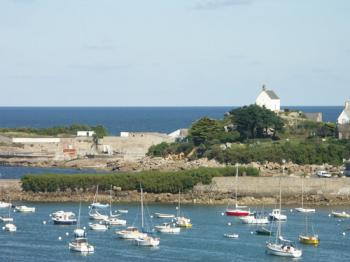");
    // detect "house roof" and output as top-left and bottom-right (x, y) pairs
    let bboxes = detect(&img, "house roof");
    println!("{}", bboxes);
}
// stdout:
(265, 90), (279, 100)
